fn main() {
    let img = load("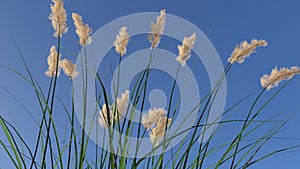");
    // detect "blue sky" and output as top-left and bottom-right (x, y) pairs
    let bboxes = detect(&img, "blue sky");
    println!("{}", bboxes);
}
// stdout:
(0, 0), (300, 168)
